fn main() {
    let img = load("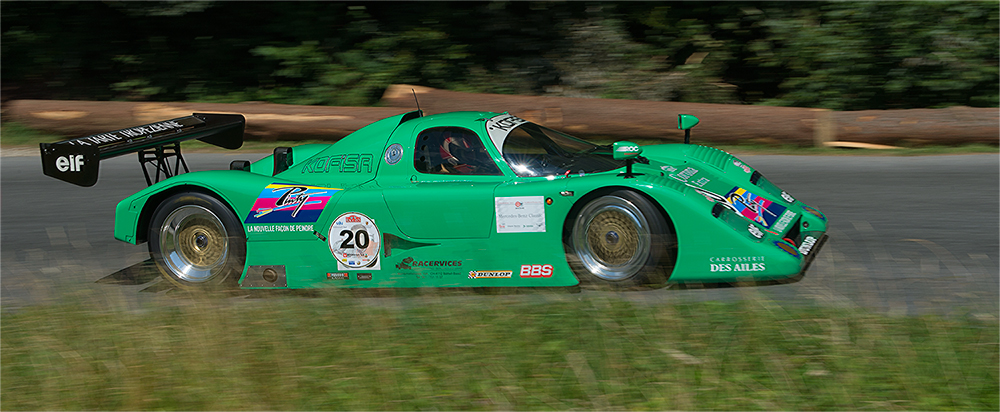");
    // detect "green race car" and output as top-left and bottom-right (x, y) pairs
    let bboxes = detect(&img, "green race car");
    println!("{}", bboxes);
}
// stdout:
(41, 110), (827, 290)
